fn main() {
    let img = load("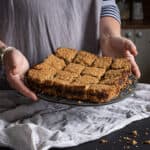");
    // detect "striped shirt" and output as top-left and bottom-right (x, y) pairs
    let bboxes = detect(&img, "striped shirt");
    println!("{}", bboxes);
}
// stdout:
(0, 0), (120, 65)
(102, 0), (120, 23)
